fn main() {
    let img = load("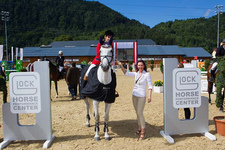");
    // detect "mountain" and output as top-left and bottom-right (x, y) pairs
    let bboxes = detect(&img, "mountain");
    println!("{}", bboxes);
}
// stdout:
(0, 0), (224, 53)
(0, 0), (151, 47)
(150, 14), (225, 52)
